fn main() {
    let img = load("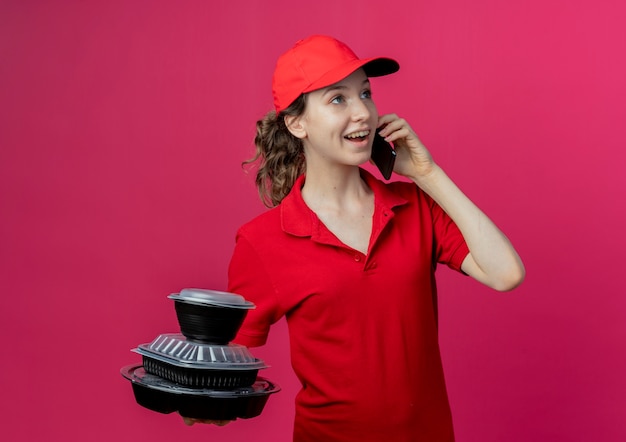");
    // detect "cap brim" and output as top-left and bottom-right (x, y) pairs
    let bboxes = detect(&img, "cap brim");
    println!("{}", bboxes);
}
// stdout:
(362, 57), (400, 77)
(302, 56), (399, 94)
